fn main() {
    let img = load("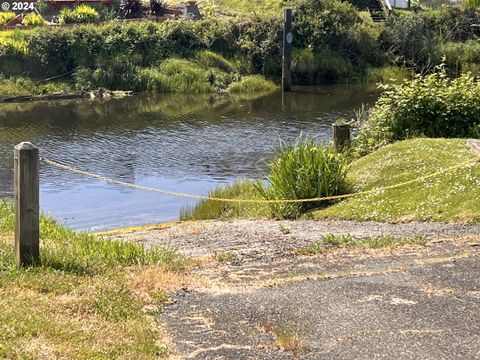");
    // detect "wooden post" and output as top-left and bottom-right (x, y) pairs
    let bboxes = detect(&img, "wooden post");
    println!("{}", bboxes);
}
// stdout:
(14, 142), (40, 267)
(332, 122), (351, 151)
(282, 8), (293, 92)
